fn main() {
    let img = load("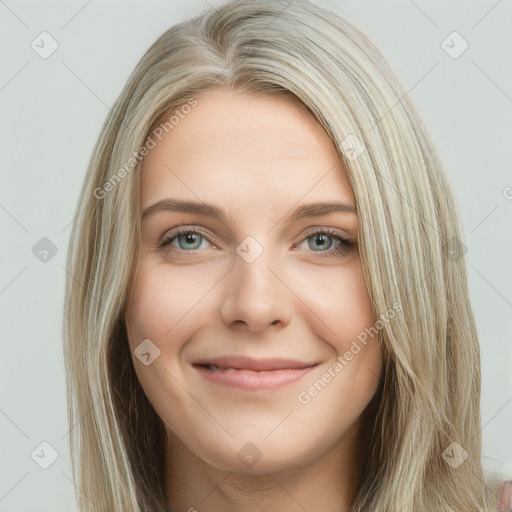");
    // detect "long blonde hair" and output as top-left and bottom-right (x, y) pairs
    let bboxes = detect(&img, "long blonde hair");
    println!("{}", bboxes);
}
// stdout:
(63, 0), (494, 510)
